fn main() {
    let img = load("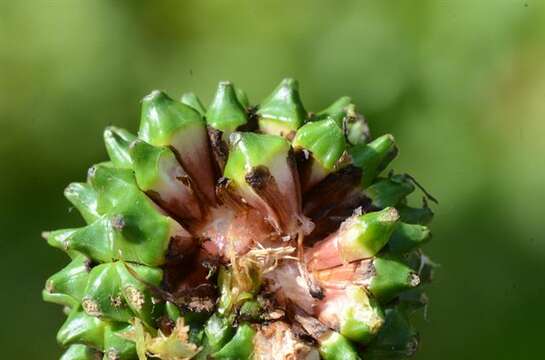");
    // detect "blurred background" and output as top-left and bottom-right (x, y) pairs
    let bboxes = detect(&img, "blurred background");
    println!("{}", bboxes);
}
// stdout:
(1, 0), (544, 358)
